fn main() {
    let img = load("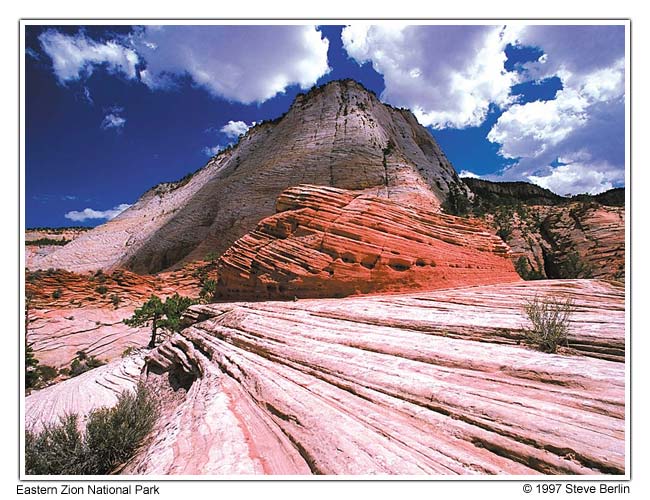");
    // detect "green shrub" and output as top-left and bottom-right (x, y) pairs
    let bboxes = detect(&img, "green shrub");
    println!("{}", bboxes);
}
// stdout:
(25, 414), (87, 475)
(493, 207), (514, 242)
(441, 183), (471, 216)
(68, 352), (105, 377)
(26, 271), (42, 284)
(83, 385), (158, 474)
(199, 279), (217, 302)
(204, 251), (219, 263)
(25, 384), (158, 475)
(25, 238), (70, 246)
(52, 288), (62, 300)
(522, 295), (575, 353)
(120, 346), (135, 358)
(558, 252), (594, 279)
(110, 294), (120, 308)
(38, 365), (59, 383)
(515, 256), (545, 281)
(95, 285), (108, 296)
(111, 270), (126, 285)
(25, 342), (40, 390)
